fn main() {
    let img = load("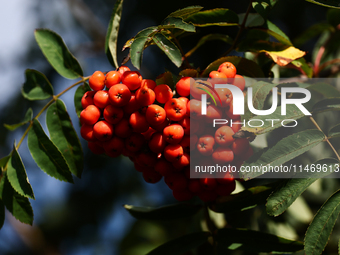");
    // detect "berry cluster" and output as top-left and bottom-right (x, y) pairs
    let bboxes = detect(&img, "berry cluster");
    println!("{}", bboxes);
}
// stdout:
(79, 62), (252, 202)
